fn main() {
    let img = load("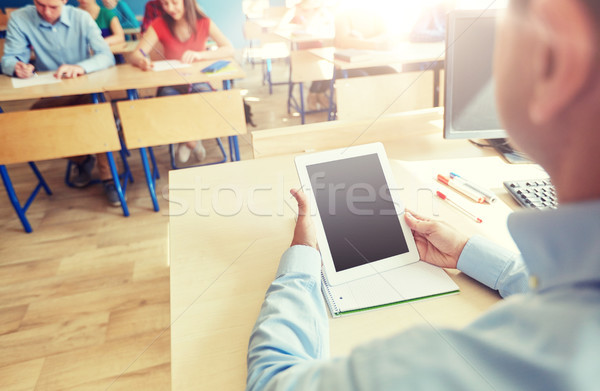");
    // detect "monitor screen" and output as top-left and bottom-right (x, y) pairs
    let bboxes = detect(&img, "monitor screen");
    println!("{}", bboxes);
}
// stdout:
(443, 9), (504, 140)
